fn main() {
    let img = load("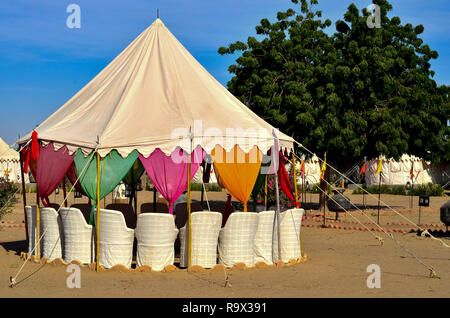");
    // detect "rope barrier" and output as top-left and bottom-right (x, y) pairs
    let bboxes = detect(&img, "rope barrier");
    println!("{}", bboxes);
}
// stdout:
(289, 151), (438, 277)
(293, 140), (450, 249)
